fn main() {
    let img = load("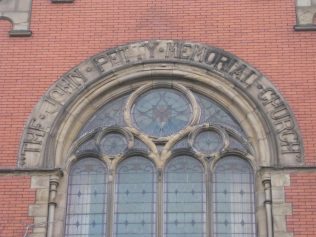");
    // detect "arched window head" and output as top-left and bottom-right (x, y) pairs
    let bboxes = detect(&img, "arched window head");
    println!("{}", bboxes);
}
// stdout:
(213, 156), (256, 237)
(164, 156), (206, 237)
(63, 82), (256, 237)
(65, 158), (108, 237)
(115, 157), (156, 237)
